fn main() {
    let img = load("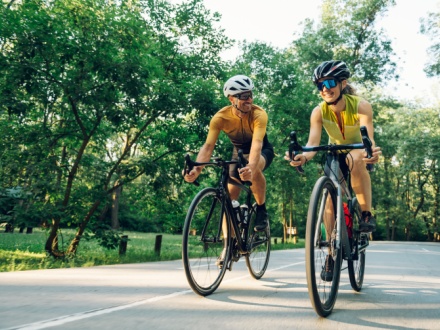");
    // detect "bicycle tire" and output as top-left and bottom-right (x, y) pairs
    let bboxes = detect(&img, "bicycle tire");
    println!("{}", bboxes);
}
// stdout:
(245, 204), (271, 279)
(348, 197), (366, 292)
(305, 176), (342, 317)
(182, 187), (230, 296)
